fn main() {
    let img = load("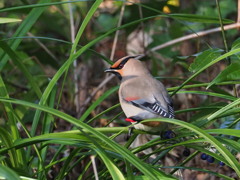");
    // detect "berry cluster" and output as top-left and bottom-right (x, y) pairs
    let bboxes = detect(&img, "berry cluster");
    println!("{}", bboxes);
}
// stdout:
(200, 153), (225, 166)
